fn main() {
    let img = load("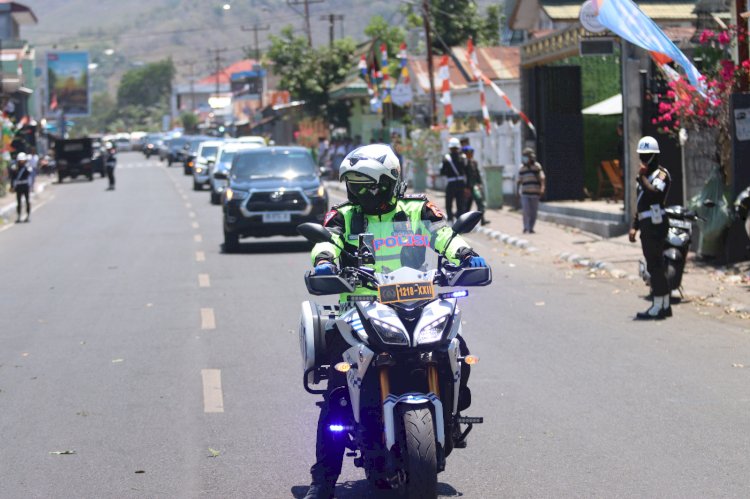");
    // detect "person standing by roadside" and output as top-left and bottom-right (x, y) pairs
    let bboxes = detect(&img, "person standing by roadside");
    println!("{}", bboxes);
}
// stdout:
(105, 143), (117, 191)
(27, 146), (39, 191)
(441, 137), (468, 221)
(629, 136), (672, 320)
(463, 145), (489, 225)
(9, 152), (32, 222)
(516, 146), (546, 234)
